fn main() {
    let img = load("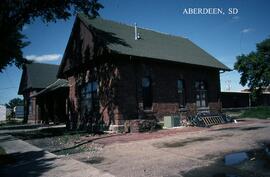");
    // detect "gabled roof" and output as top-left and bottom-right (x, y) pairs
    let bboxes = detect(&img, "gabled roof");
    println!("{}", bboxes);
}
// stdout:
(18, 63), (59, 94)
(76, 13), (230, 71)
